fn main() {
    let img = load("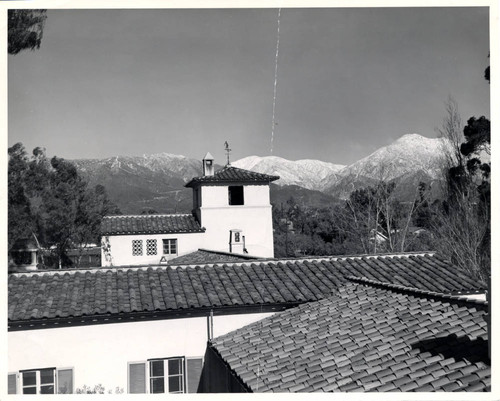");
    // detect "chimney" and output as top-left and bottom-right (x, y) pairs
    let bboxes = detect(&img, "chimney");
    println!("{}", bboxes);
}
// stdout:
(203, 152), (214, 176)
